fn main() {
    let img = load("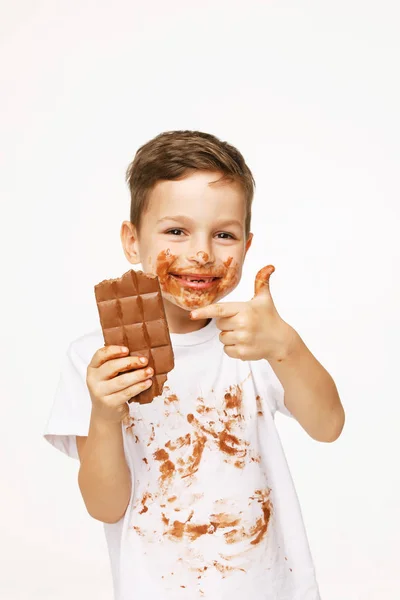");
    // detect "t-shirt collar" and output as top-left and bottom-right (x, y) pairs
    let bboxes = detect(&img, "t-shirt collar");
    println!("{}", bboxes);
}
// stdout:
(169, 318), (218, 347)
